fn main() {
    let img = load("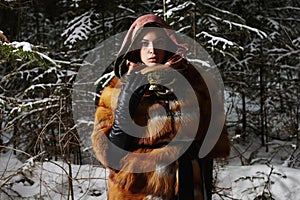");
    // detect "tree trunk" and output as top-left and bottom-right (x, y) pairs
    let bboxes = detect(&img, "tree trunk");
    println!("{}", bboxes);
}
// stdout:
(259, 64), (265, 148)
(241, 91), (246, 140)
